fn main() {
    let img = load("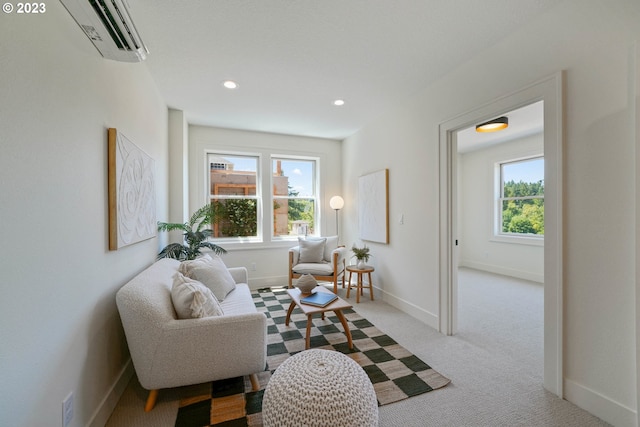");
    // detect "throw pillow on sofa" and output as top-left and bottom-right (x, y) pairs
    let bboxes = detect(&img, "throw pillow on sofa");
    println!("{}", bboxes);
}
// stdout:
(171, 273), (224, 319)
(179, 254), (236, 301)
